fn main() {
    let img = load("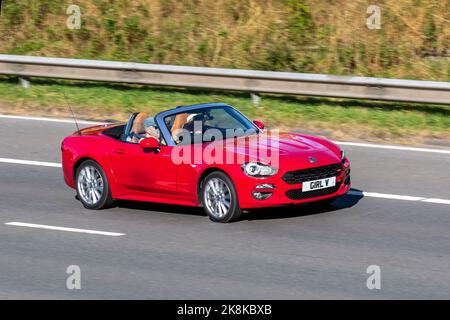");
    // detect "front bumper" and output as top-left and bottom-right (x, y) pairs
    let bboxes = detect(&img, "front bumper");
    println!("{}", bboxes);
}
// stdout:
(236, 159), (351, 209)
